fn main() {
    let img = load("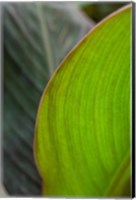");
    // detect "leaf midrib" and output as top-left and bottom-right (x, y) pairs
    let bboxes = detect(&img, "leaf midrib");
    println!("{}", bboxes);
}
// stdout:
(37, 4), (55, 76)
(104, 150), (130, 196)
